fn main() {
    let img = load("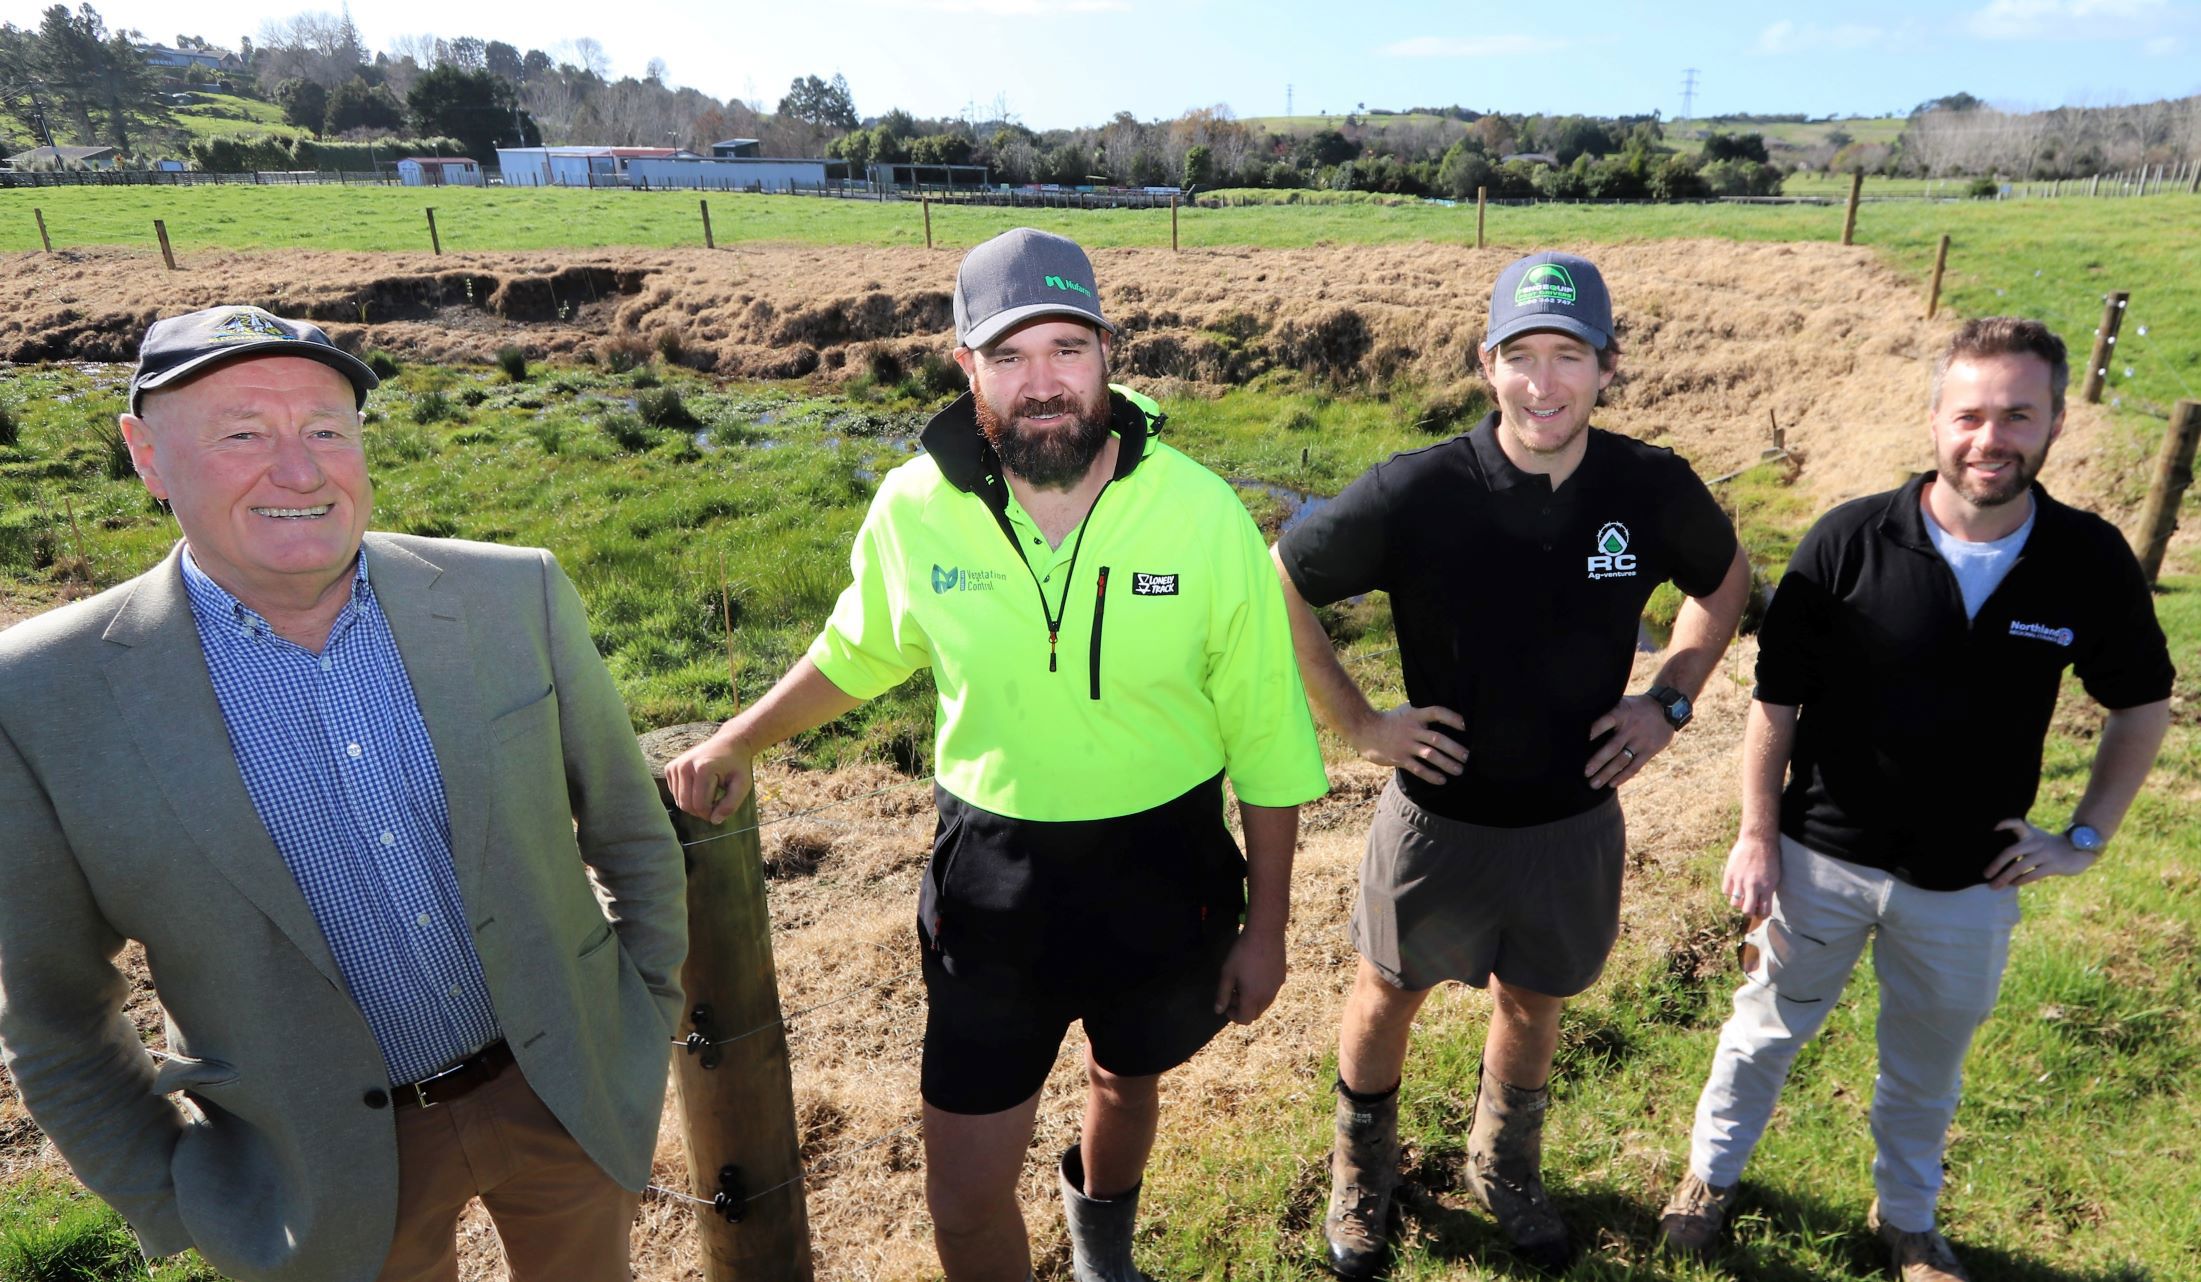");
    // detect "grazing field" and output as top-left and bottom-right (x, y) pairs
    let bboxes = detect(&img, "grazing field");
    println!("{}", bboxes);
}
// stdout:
(166, 93), (300, 142)
(1667, 116), (1907, 150)
(2, 202), (2197, 1279)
